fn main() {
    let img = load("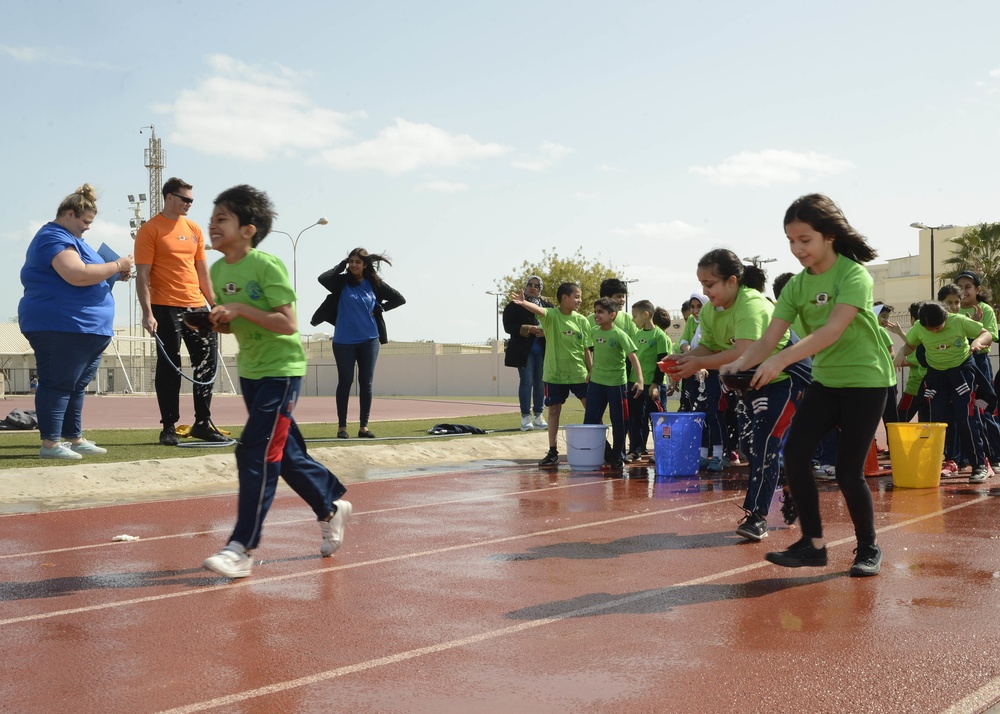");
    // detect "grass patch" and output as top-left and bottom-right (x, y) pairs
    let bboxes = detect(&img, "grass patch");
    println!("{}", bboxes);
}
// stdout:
(0, 402), (588, 470)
